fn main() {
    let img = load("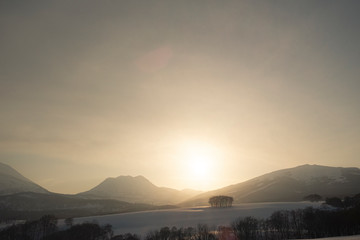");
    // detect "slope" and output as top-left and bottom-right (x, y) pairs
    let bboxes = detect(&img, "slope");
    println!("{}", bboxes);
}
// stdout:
(0, 162), (48, 195)
(181, 164), (360, 206)
(78, 175), (201, 205)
